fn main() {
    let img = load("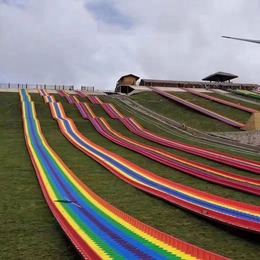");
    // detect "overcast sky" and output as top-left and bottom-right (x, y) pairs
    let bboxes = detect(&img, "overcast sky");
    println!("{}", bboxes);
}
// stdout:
(1, 0), (260, 90)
